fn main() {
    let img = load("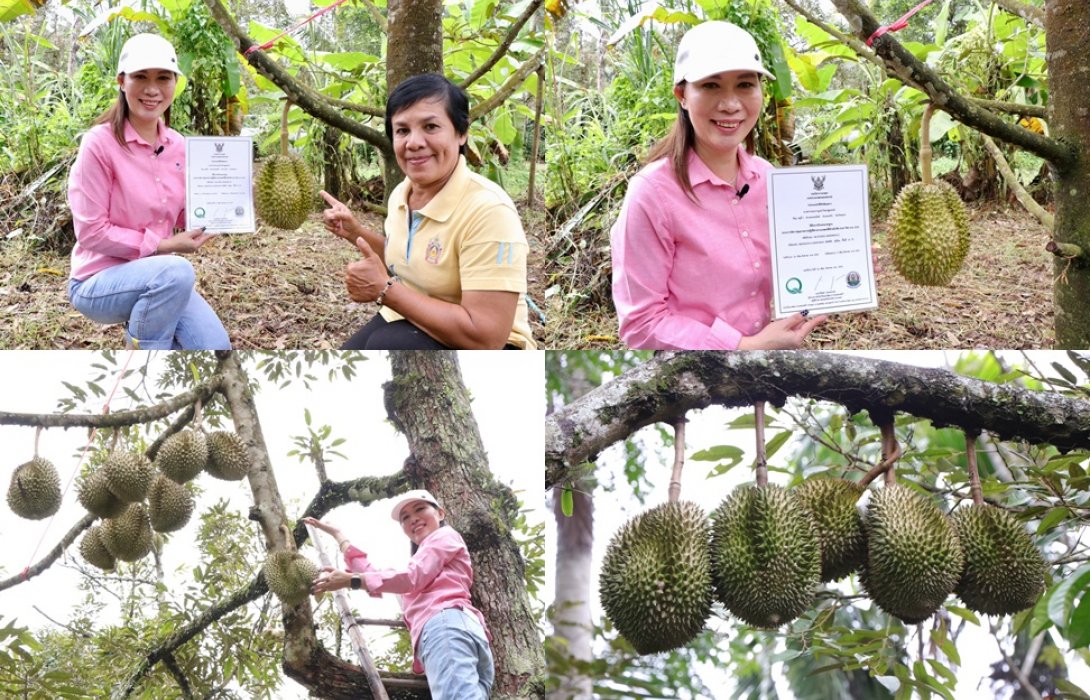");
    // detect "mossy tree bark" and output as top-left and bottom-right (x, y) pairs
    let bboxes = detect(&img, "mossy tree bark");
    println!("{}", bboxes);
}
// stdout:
(545, 351), (1090, 490)
(385, 351), (545, 698)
